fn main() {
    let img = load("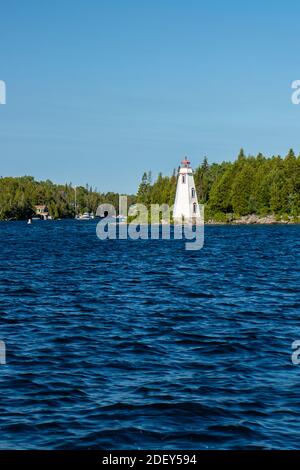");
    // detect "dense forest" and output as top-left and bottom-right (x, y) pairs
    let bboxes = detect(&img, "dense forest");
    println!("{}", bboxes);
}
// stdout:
(0, 176), (135, 220)
(1, 149), (299, 221)
(137, 149), (300, 221)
